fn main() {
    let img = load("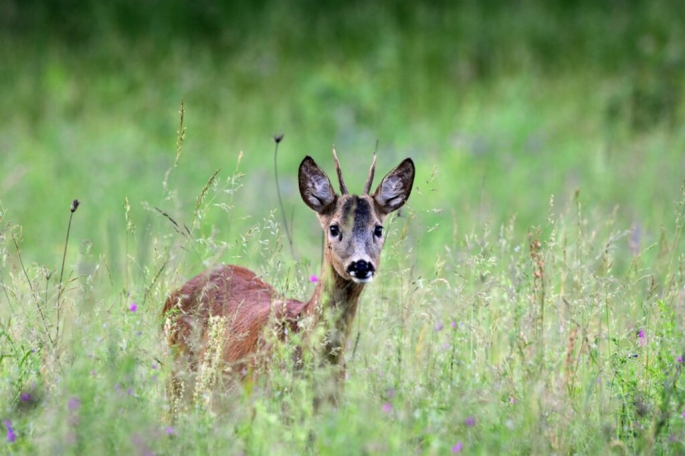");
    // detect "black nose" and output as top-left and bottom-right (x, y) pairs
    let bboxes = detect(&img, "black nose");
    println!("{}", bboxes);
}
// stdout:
(347, 260), (375, 279)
